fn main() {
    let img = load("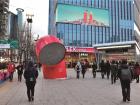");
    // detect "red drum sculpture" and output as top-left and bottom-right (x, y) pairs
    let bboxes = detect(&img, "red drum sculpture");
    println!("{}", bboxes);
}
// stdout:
(35, 35), (67, 79)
